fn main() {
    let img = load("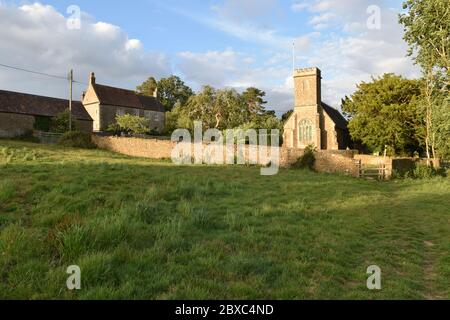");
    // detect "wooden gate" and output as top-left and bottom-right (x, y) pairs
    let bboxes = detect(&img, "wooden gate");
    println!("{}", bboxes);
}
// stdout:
(357, 161), (387, 180)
